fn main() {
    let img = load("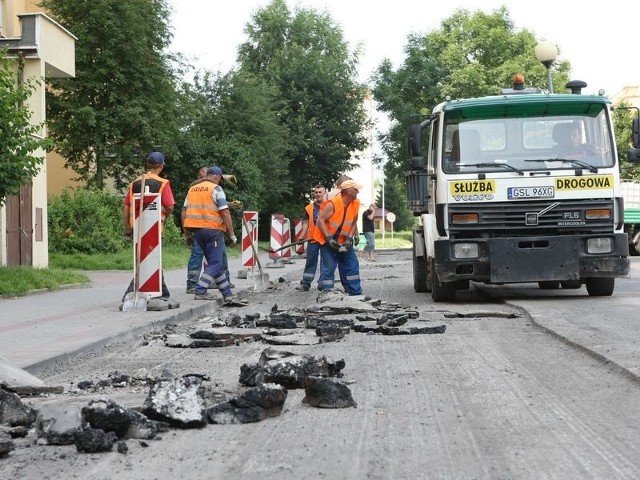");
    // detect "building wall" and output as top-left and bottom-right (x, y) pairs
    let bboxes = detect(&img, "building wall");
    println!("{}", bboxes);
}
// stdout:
(611, 86), (640, 109)
(346, 93), (377, 232)
(0, 9), (75, 267)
